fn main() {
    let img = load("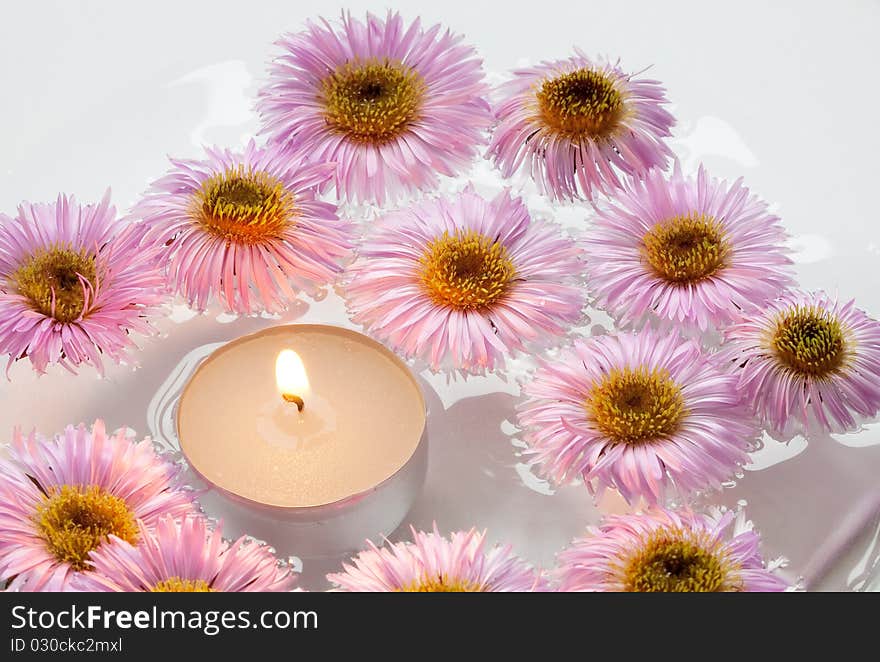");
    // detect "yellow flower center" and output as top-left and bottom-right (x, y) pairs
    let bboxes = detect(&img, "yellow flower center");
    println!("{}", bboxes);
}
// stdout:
(623, 530), (737, 592)
(152, 578), (214, 592)
(34, 485), (138, 571)
(772, 306), (847, 378)
(419, 230), (517, 310)
(321, 58), (425, 144)
(12, 248), (98, 323)
(587, 367), (687, 444)
(192, 167), (296, 244)
(642, 213), (730, 284)
(400, 575), (483, 592)
(537, 68), (624, 139)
